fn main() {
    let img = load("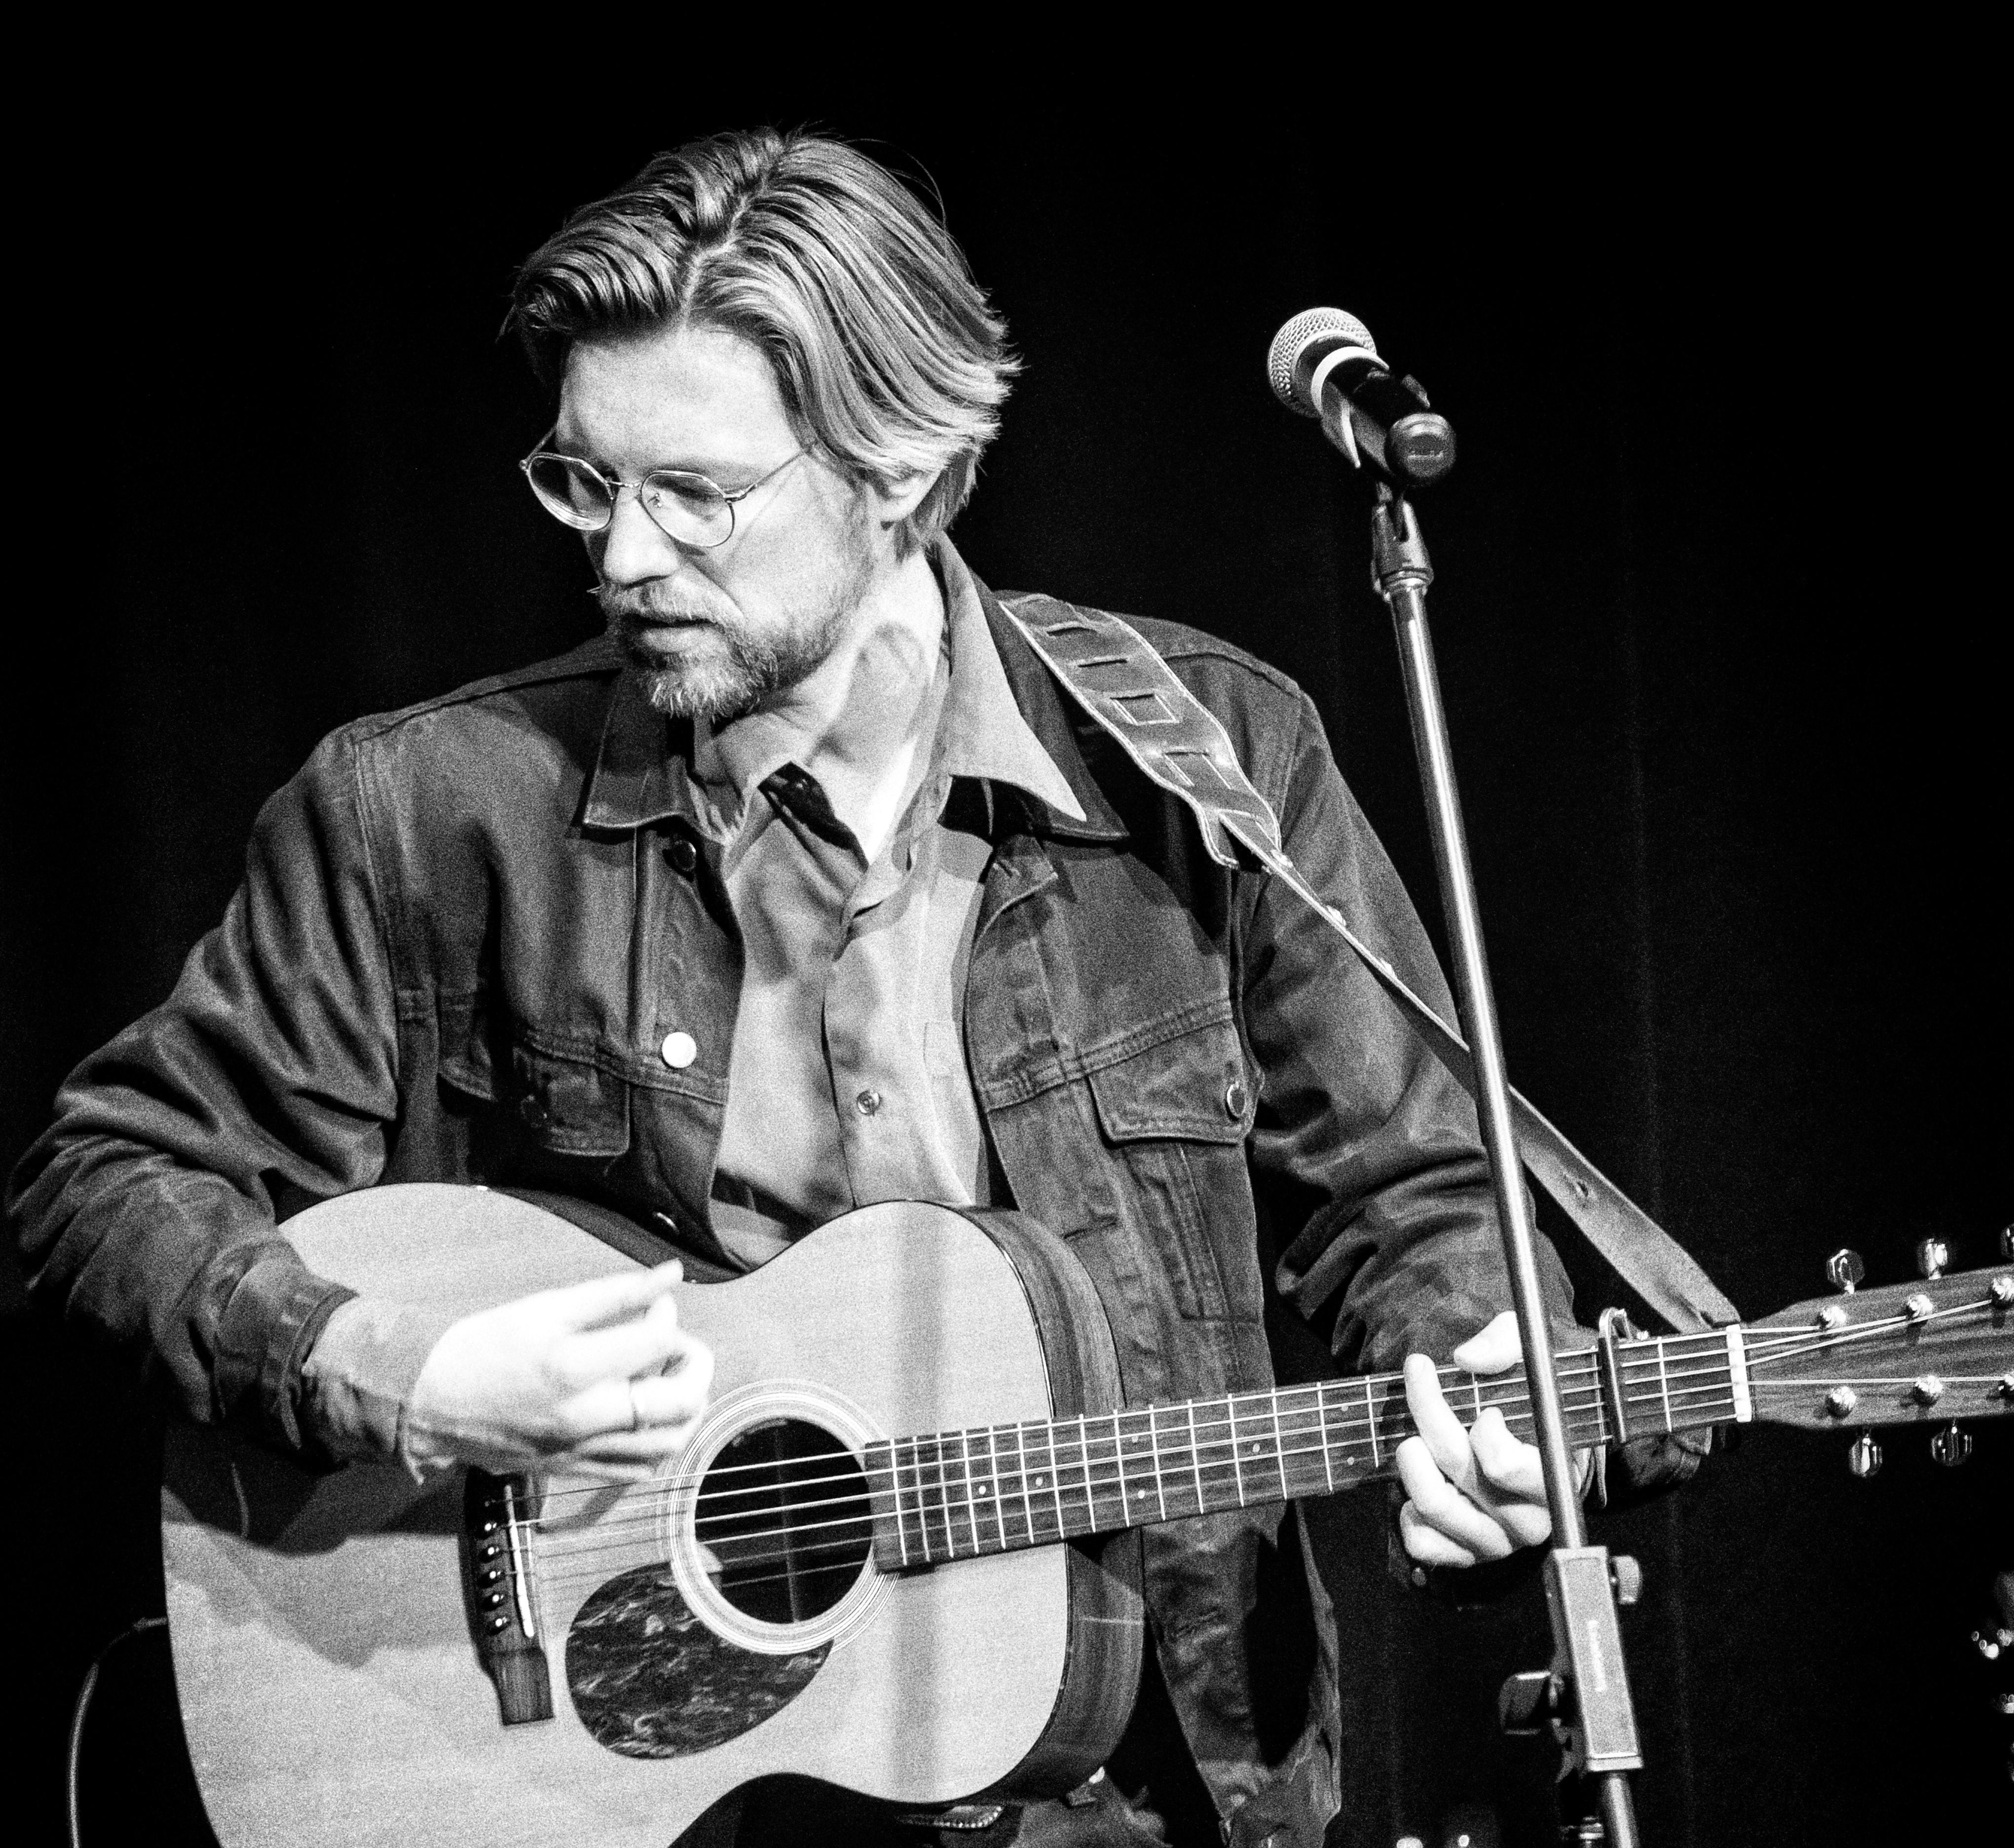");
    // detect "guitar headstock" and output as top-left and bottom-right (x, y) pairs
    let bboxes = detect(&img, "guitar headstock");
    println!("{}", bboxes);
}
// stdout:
(1740, 1258), (2014, 1440)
